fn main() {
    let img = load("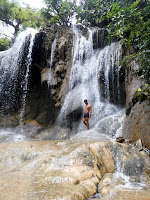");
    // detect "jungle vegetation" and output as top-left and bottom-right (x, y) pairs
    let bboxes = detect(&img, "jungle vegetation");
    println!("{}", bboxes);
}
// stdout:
(0, 0), (149, 80)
